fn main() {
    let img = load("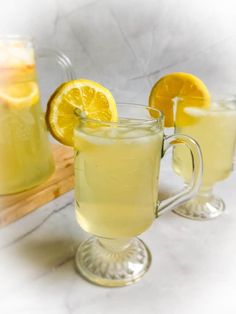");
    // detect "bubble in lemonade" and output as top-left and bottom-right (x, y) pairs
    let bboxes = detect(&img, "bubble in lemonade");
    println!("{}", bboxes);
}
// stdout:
(74, 120), (163, 238)
(0, 38), (54, 194)
(173, 103), (236, 190)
